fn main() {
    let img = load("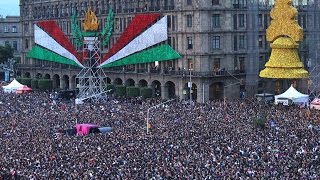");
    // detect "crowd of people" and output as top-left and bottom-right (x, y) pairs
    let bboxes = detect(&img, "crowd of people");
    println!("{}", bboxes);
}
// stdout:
(0, 90), (320, 179)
